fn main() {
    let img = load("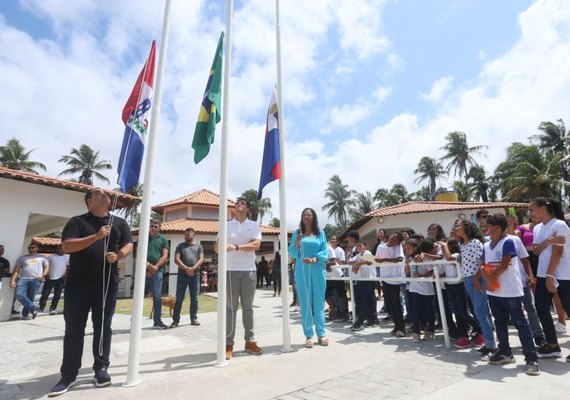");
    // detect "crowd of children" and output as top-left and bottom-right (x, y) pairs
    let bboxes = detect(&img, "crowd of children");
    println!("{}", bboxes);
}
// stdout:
(322, 197), (570, 377)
